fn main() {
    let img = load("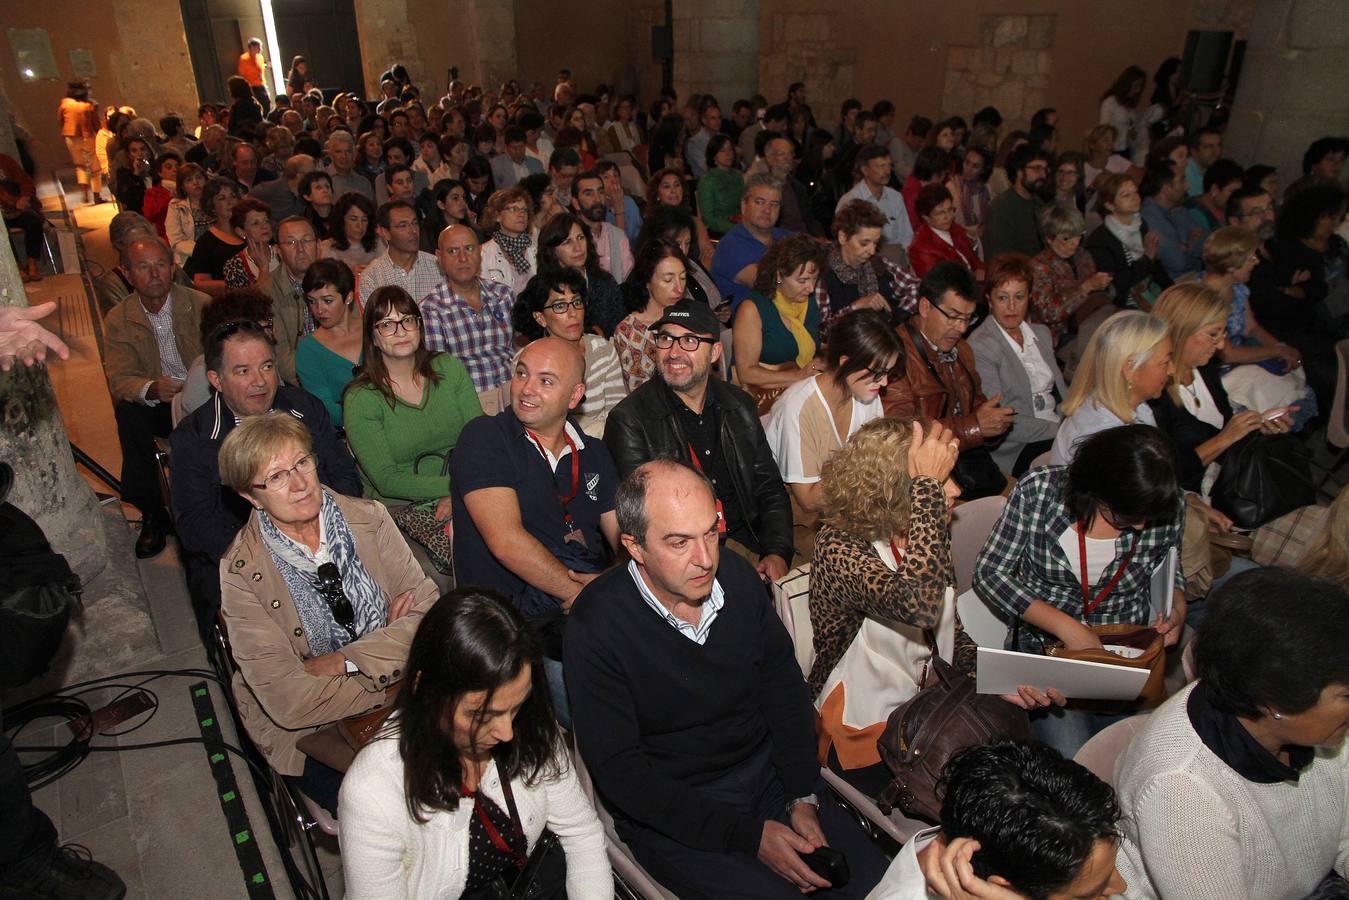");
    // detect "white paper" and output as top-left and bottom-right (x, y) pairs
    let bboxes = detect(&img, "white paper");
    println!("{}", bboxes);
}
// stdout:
(1150, 547), (1178, 622)
(976, 647), (1150, 700)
